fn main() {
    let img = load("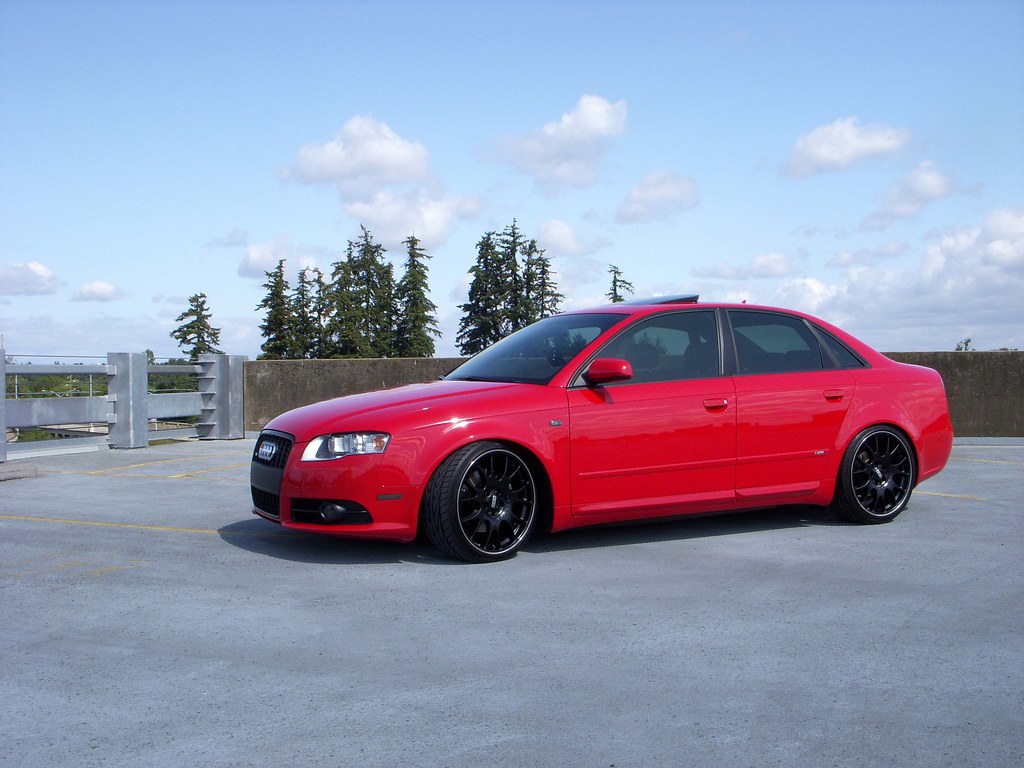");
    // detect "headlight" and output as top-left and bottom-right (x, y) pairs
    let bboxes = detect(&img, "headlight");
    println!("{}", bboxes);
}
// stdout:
(301, 432), (390, 462)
